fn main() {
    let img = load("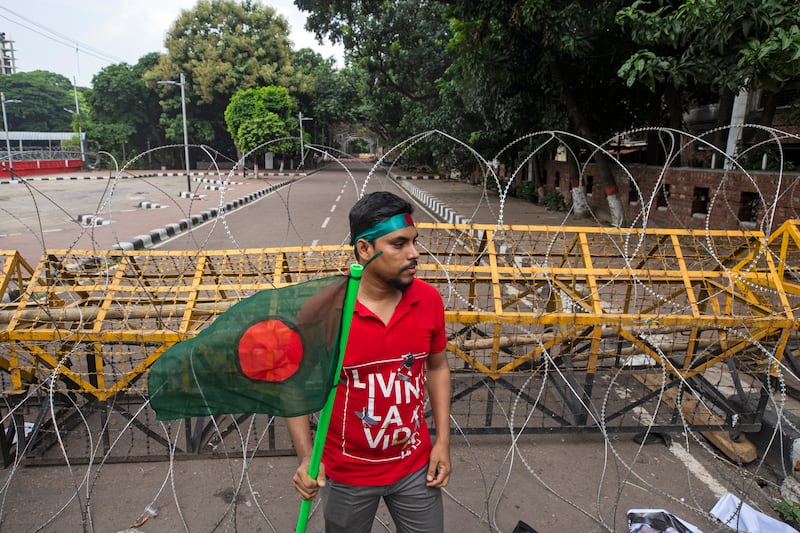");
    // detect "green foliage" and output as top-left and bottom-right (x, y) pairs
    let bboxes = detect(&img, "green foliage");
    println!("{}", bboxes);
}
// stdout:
(0, 71), (74, 131)
(516, 181), (539, 203)
(290, 48), (337, 114)
(543, 190), (566, 211)
(773, 498), (800, 528)
(311, 66), (369, 133)
(224, 86), (294, 155)
(735, 142), (799, 172)
(15, 0), (796, 178)
(147, 0), (296, 152)
(617, 50), (677, 91)
(236, 115), (292, 155)
(617, 0), (800, 97)
(151, 0), (293, 103)
(88, 122), (137, 151)
(299, 0), (450, 144)
(88, 53), (162, 164)
(444, 0), (653, 154)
